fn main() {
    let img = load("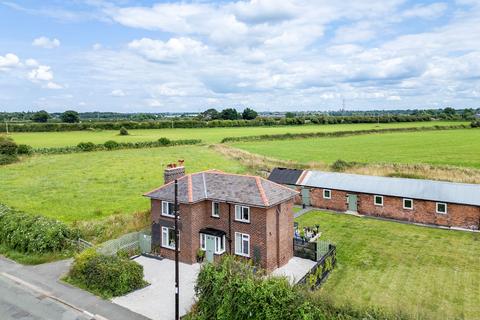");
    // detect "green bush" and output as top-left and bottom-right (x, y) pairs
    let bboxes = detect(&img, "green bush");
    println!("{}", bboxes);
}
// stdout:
(0, 135), (17, 155)
(0, 204), (80, 254)
(119, 127), (129, 136)
(17, 144), (33, 155)
(331, 159), (356, 172)
(104, 140), (120, 150)
(77, 142), (96, 151)
(158, 137), (171, 145)
(471, 120), (480, 128)
(68, 249), (148, 298)
(0, 154), (18, 165)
